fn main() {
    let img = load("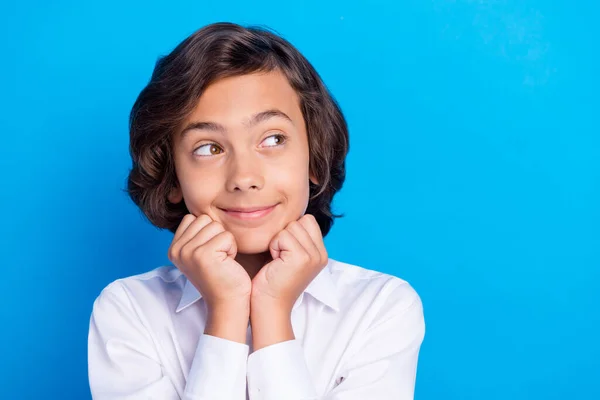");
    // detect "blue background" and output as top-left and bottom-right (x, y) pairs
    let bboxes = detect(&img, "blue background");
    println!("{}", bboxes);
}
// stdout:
(1, 1), (598, 399)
